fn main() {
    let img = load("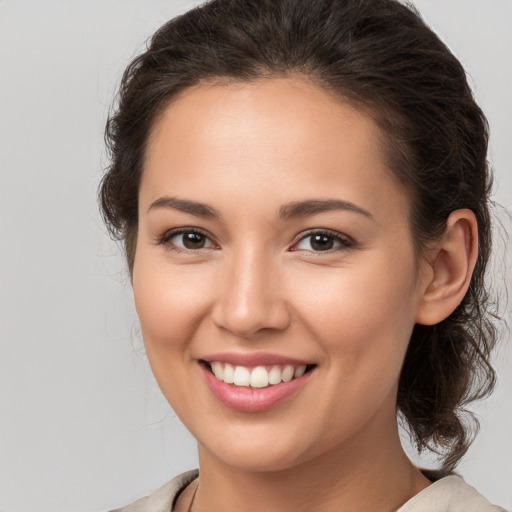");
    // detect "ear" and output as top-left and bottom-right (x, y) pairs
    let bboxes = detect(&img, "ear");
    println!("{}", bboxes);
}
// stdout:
(415, 209), (479, 326)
